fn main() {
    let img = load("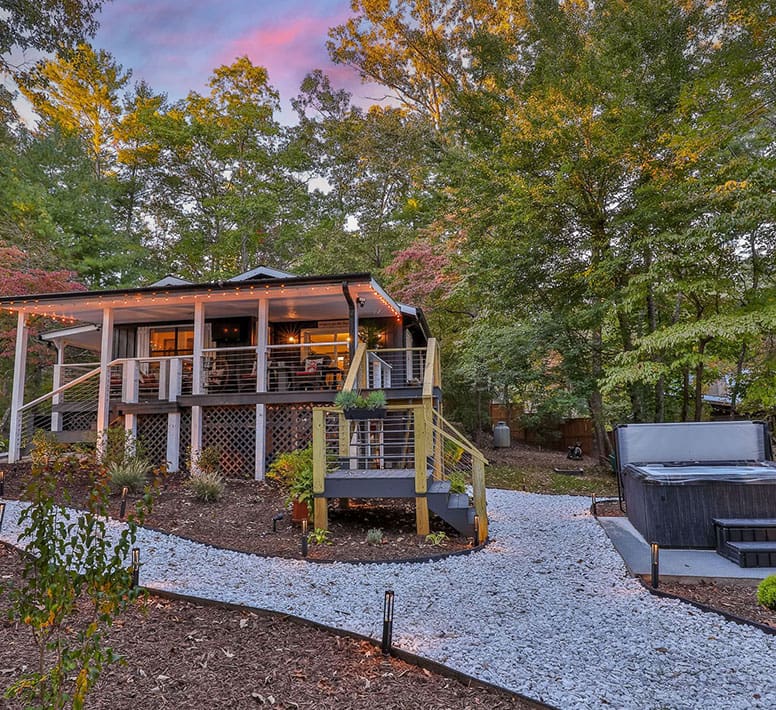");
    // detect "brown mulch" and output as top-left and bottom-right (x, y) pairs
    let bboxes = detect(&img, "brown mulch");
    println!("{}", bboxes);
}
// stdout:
(0, 545), (539, 710)
(0, 462), (471, 562)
